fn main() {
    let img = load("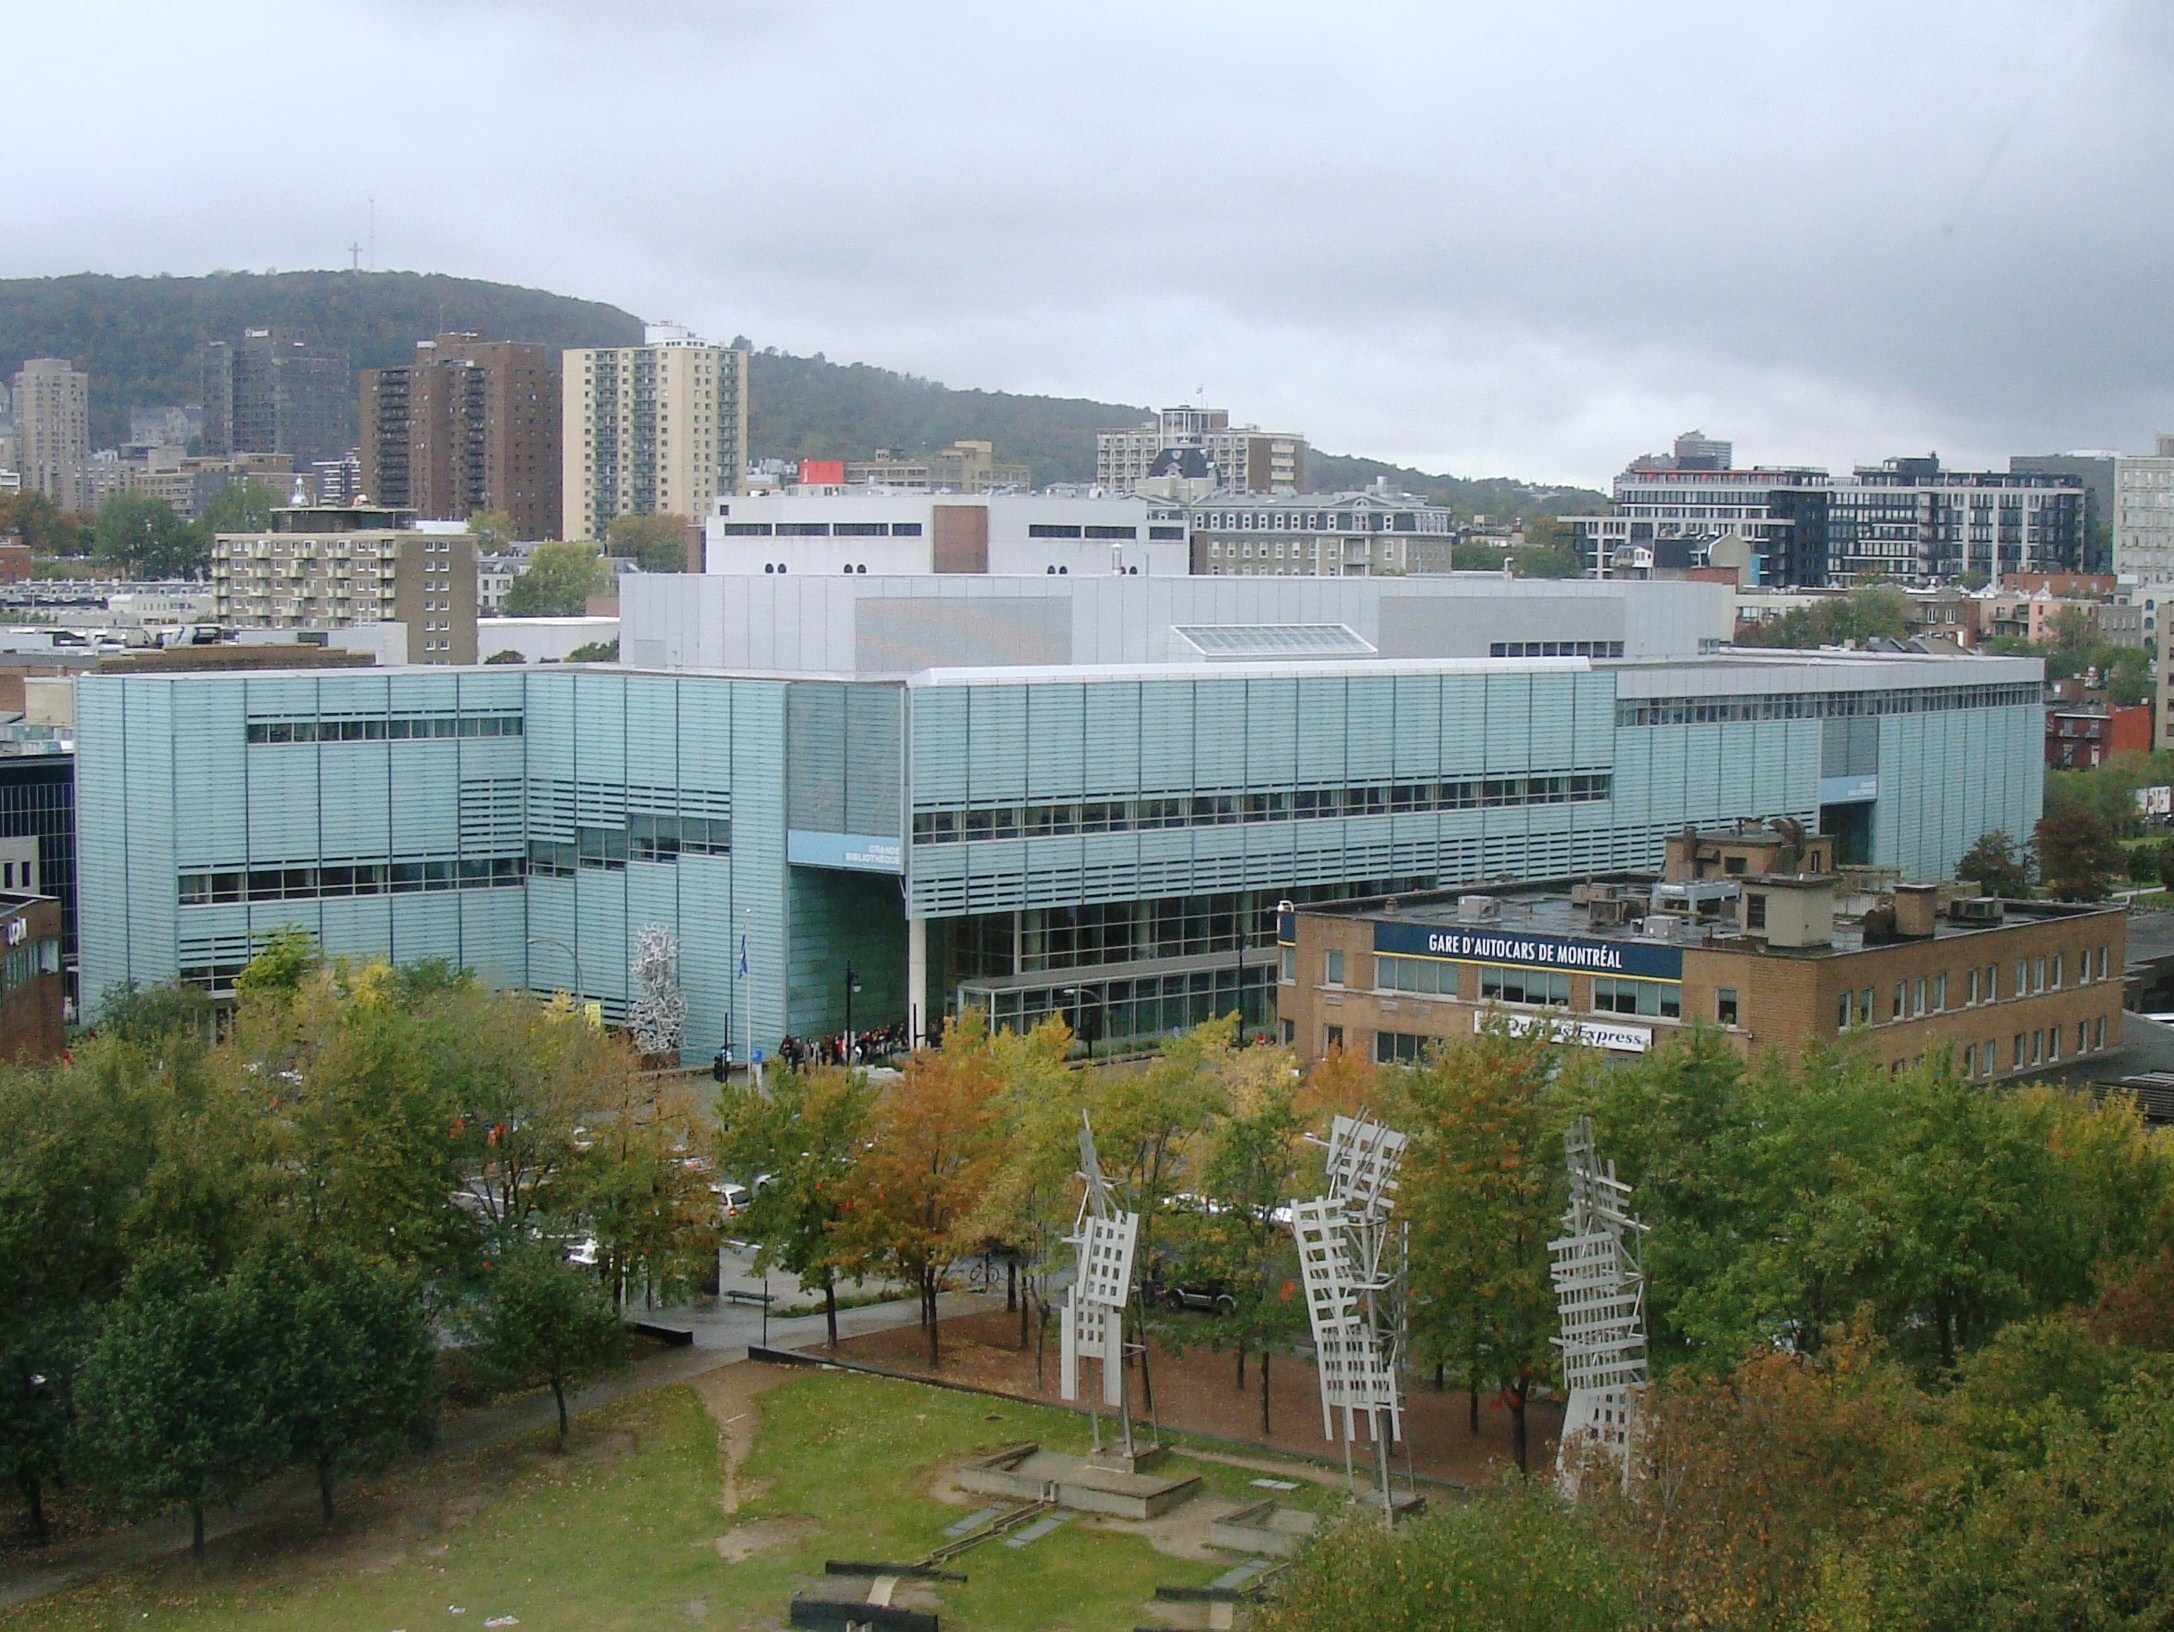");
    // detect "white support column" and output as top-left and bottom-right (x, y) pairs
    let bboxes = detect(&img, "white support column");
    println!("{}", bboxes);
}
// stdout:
(907, 915), (928, 1049)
